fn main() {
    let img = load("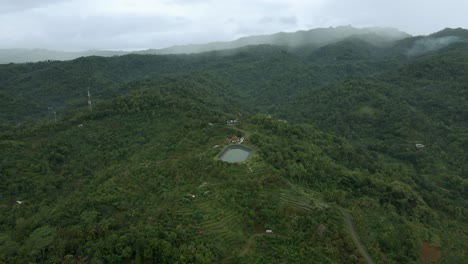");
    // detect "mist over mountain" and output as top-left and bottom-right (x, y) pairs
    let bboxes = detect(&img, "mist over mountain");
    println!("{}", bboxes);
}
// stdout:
(0, 26), (410, 64)
(407, 36), (462, 56)
(3, 27), (467, 65)
(136, 26), (410, 55)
